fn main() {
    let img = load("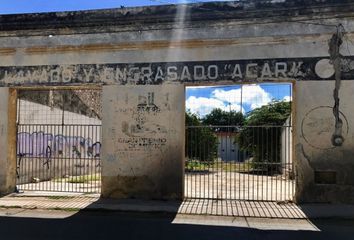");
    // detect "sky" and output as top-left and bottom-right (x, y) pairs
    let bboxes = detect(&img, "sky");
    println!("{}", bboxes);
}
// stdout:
(186, 84), (292, 117)
(0, 0), (233, 14)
